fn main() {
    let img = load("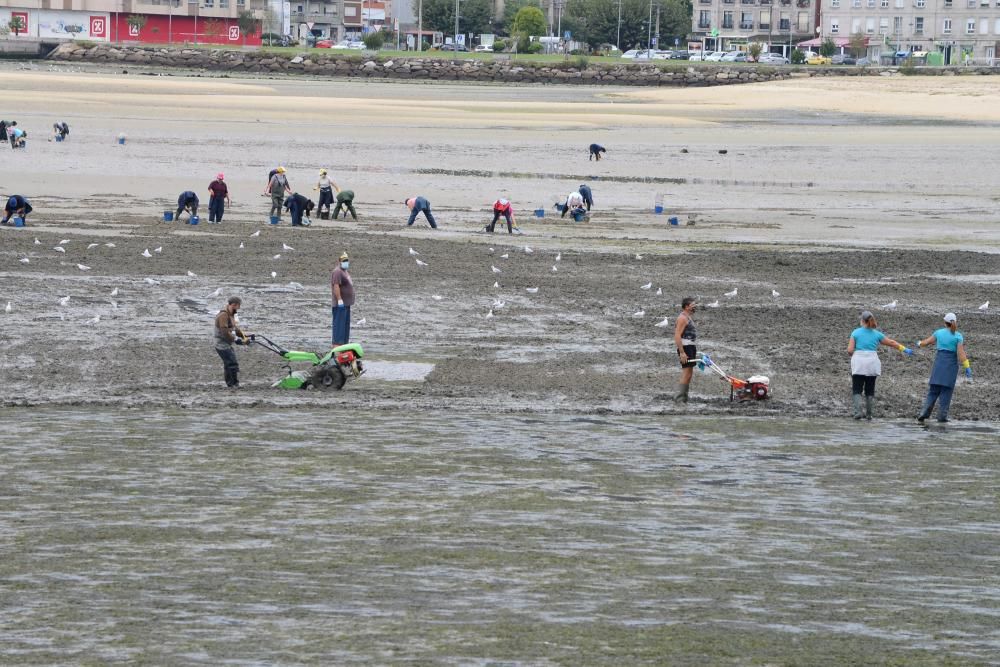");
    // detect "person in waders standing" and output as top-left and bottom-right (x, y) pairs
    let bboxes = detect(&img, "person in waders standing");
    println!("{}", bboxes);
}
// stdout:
(846, 310), (913, 420)
(214, 296), (248, 389)
(916, 312), (971, 423)
(672, 297), (699, 403)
